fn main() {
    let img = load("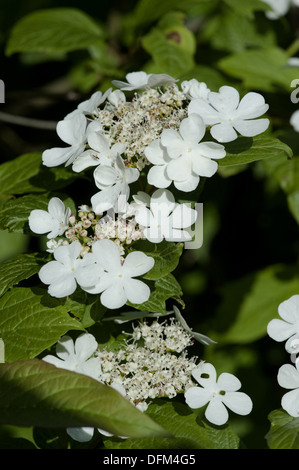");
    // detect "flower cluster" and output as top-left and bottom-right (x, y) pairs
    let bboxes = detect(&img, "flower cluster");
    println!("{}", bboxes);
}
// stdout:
(29, 71), (269, 311)
(267, 295), (299, 417)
